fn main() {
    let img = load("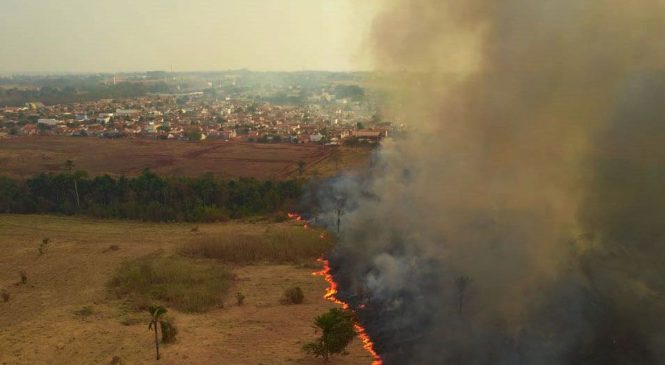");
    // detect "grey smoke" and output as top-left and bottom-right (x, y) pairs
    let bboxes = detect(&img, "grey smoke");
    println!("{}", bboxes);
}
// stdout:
(314, 1), (665, 364)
